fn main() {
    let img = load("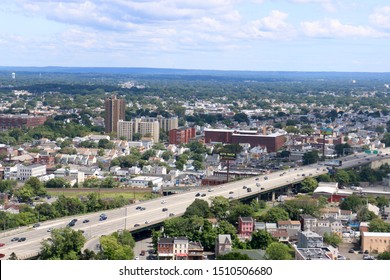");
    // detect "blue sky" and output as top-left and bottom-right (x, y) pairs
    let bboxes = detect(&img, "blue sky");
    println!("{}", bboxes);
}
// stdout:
(1, 0), (390, 72)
